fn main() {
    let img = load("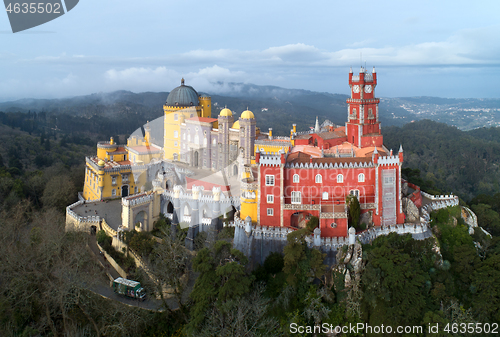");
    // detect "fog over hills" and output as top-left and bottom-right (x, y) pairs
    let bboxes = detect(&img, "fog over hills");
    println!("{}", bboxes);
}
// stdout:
(1, 83), (500, 134)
